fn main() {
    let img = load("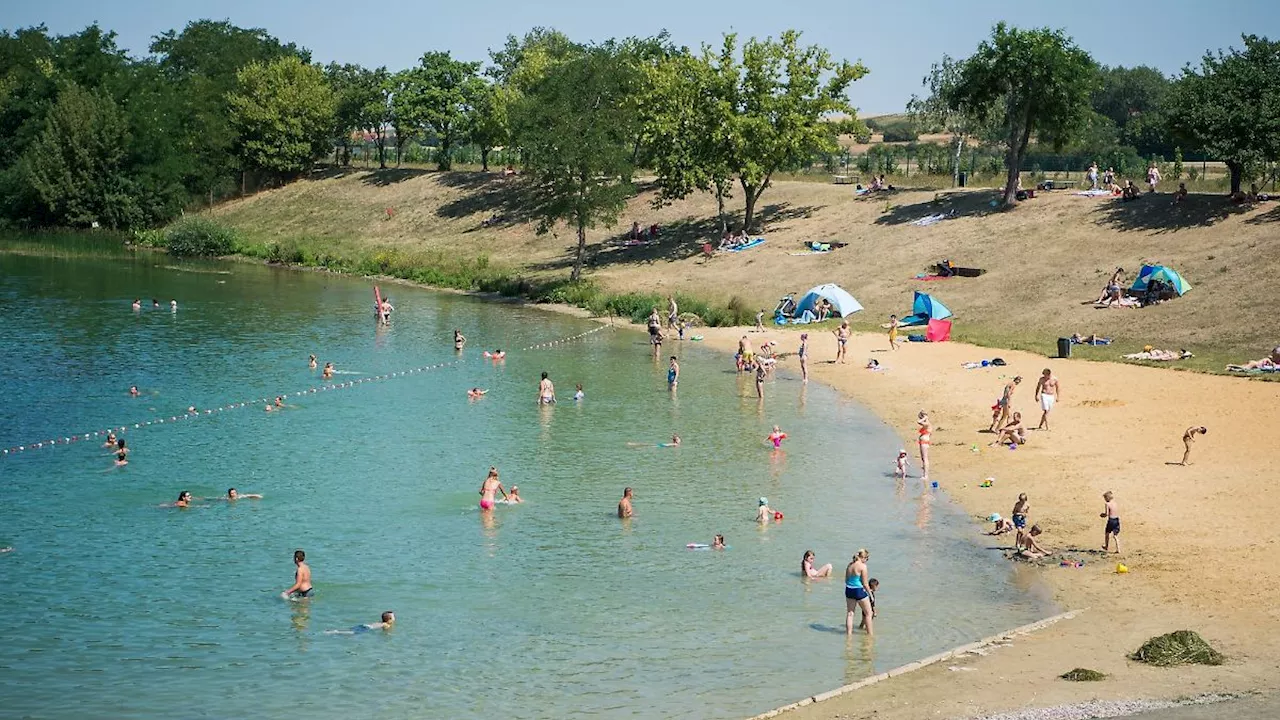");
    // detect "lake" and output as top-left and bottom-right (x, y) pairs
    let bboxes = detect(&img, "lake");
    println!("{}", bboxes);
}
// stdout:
(0, 249), (1052, 718)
